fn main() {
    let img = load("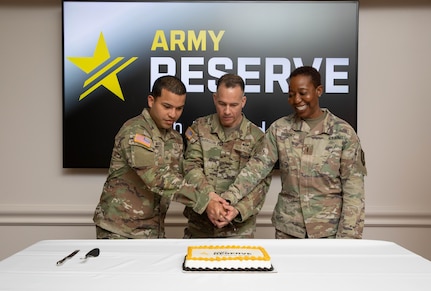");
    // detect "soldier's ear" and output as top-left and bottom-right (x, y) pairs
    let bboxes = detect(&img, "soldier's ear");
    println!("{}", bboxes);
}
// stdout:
(316, 85), (323, 97)
(148, 95), (154, 108)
